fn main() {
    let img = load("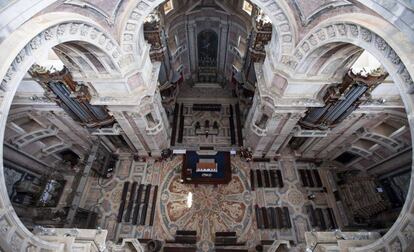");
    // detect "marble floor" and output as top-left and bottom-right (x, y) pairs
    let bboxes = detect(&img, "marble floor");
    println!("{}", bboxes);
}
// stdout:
(82, 154), (331, 251)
